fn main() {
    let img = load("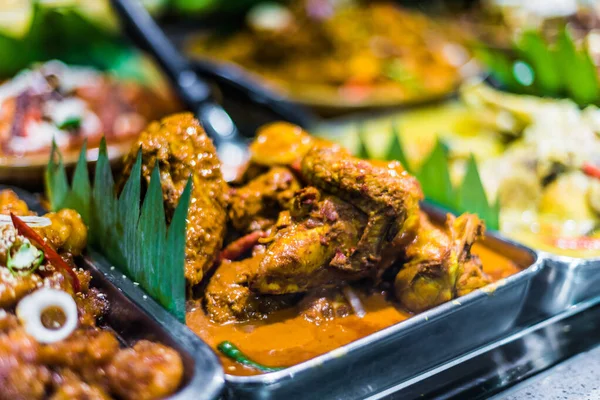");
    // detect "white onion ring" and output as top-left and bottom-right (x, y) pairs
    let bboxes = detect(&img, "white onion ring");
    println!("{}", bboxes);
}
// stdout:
(16, 288), (78, 344)
(0, 215), (51, 227)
